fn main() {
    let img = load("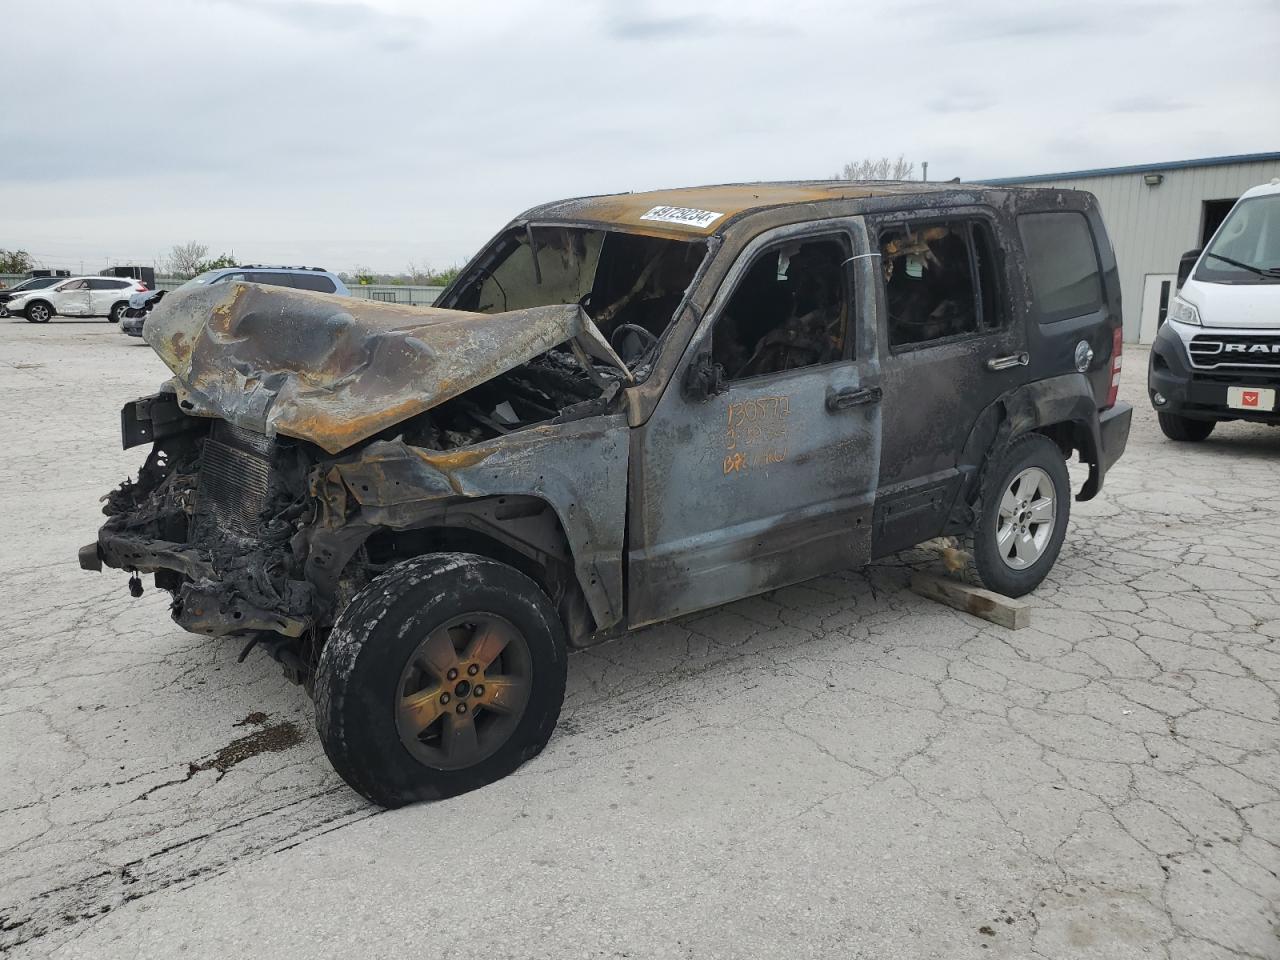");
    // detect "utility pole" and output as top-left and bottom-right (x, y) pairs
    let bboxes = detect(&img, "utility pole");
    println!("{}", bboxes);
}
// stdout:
(922, 161), (929, 182)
